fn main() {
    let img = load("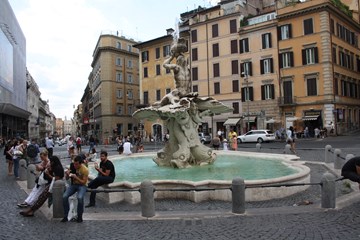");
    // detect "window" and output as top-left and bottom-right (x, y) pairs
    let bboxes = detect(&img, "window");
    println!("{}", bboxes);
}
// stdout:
(127, 74), (133, 83)
(303, 18), (313, 35)
(141, 51), (149, 62)
(231, 60), (239, 74)
(213, 43), (219, 57)
(127, 90), (133, 99)
(163, 45), (170, 57)
(116, 42), (121, 49)
(193, 85), (198, 92)
(156, 89), (161, 101)
(192, 67), (198, 81)
(116, 72), (123, 82)
(232, 102), (239, 114)
(230, 19), (237, 33)
(212, 24), (219, 38)
(128, 60), (133, 68)
(156, 64), (161, 75)
(213, 63), (220, 77)
(192, 48), (198, 61)
(302, 47), (318, 65)
(307, 78), (317, 96)
(155, 48), (160, 59)
(232, 80), (239, 92)
(143, 91), (149, 105)
(128, 105), (133, 115)
(191, 29), (197, 43)
(332, 47), (337, 64)
(260, 58), (274, 74)
(330, 19), (334, 34)
(278, 24), (292, 40)
(116, 89), (123, 99)
(128, 45), (132, 52)
(214, 82), (220, 94)
(231, 40), (238, 54)
(240, 62), (252, 76)
(117, 105), (123, 115)
(279, 52), (294, 68)
(261, 84), (275, 100)
(166, 88), (171, 94)
(241, 87), (254, 102)
(262, 33), (272, 49)
(116, 57), (122, 66)
(240, 38), (249, 53)
(144, 67), (148, 78)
